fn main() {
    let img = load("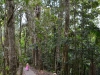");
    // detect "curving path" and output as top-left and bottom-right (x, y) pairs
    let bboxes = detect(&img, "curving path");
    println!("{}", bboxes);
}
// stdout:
(23, 67), (36, 75)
